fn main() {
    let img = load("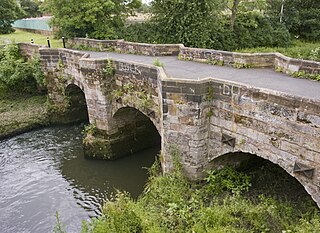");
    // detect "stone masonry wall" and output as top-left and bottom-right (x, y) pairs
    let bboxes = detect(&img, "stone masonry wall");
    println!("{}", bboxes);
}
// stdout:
(180, 47), (320, 75)
(66, 38), (320, 75)
(18, 43), (46, 60)
(67, 38), (182, 56)
(162, 78), (320, 206)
